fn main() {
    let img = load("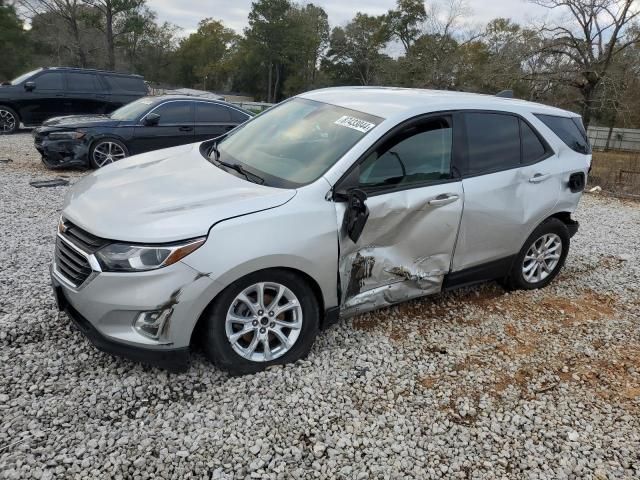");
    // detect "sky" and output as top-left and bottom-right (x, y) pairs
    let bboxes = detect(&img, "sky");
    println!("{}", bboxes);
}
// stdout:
(146, 0), (553, 36)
